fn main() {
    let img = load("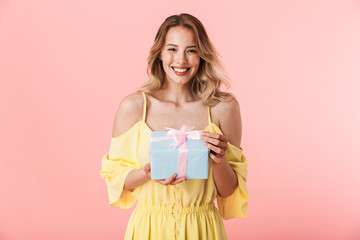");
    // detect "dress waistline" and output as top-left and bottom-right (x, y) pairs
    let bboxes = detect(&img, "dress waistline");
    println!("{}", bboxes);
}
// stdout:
(136, 202), (215, 214)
